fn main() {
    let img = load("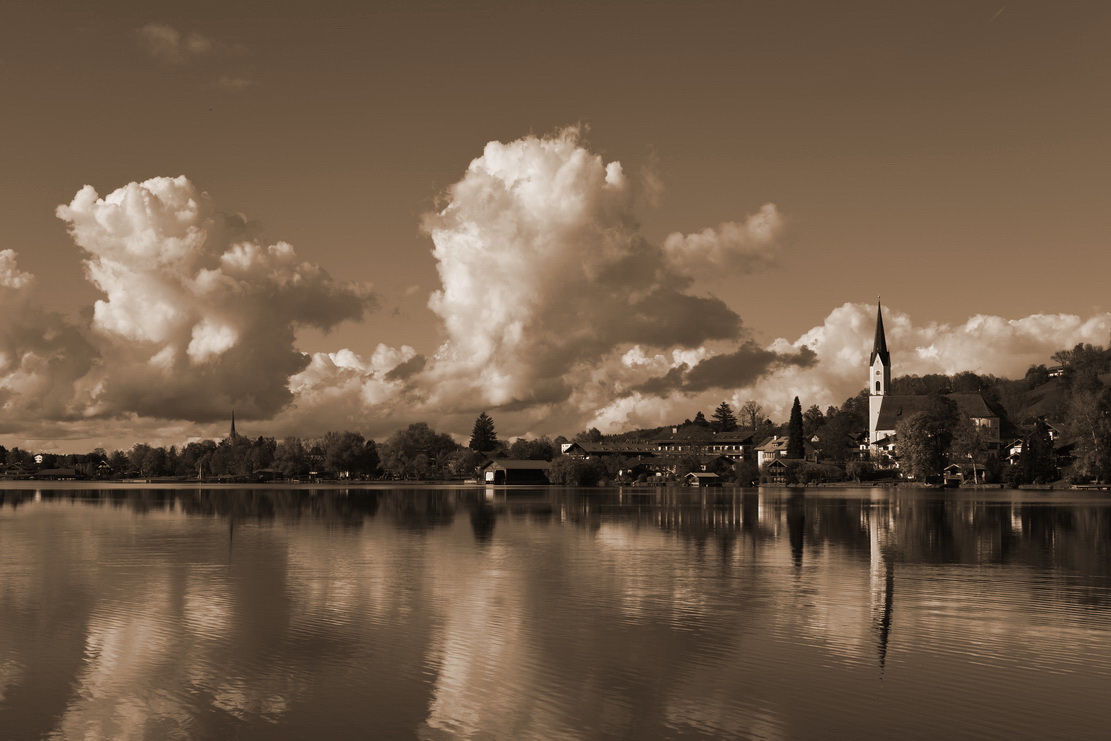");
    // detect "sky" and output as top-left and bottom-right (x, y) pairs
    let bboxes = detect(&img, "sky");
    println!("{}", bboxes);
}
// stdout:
(2, 0), (1110, 452)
